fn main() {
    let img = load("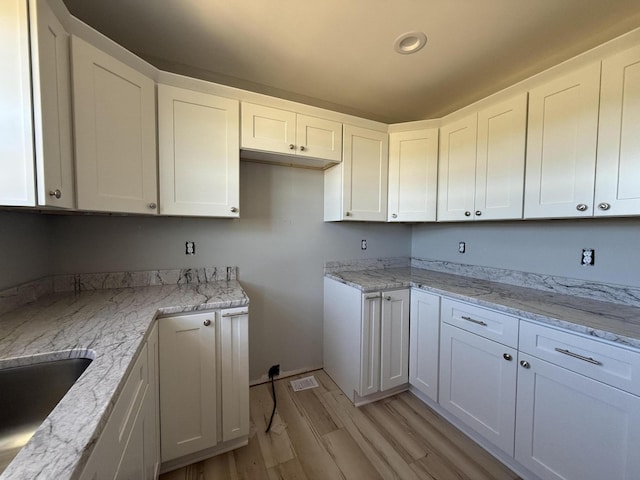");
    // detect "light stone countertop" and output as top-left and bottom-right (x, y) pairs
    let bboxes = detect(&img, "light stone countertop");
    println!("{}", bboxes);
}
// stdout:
(0, 281), (249, 480)
(326, 267), (640, 350)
